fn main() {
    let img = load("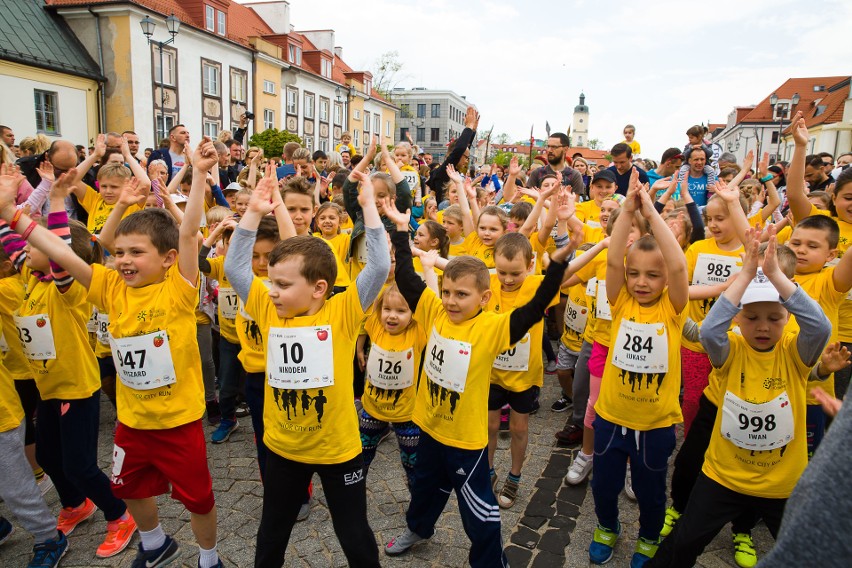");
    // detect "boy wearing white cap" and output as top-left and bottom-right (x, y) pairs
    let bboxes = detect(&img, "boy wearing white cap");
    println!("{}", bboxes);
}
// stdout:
(647, 229), (831, 567)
